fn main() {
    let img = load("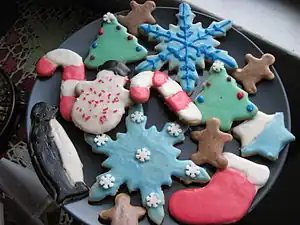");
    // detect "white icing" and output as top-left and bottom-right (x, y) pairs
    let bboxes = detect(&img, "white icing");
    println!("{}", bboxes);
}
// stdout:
(146, 193), (161, 208)
(61, 80), (82, 97)
(177, 102), (202, 122)
(136, 148), (151, 162)
(157, 78), (182, 98)
(99, 174), (115, 189)
(167, 123), (183, 137)
(185, 162), (200, 178)
(232, 111), (275, 147)
(46, 49), (83, 66)
(49, 119), (84, 184)
(103, 12), (116, 23)
(130, 71), (153, 88)
(212, 60), (225, 72)
(130, 111), (145, 123)
(223, 152), (270, 189)
(94, 134), (109, 146)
